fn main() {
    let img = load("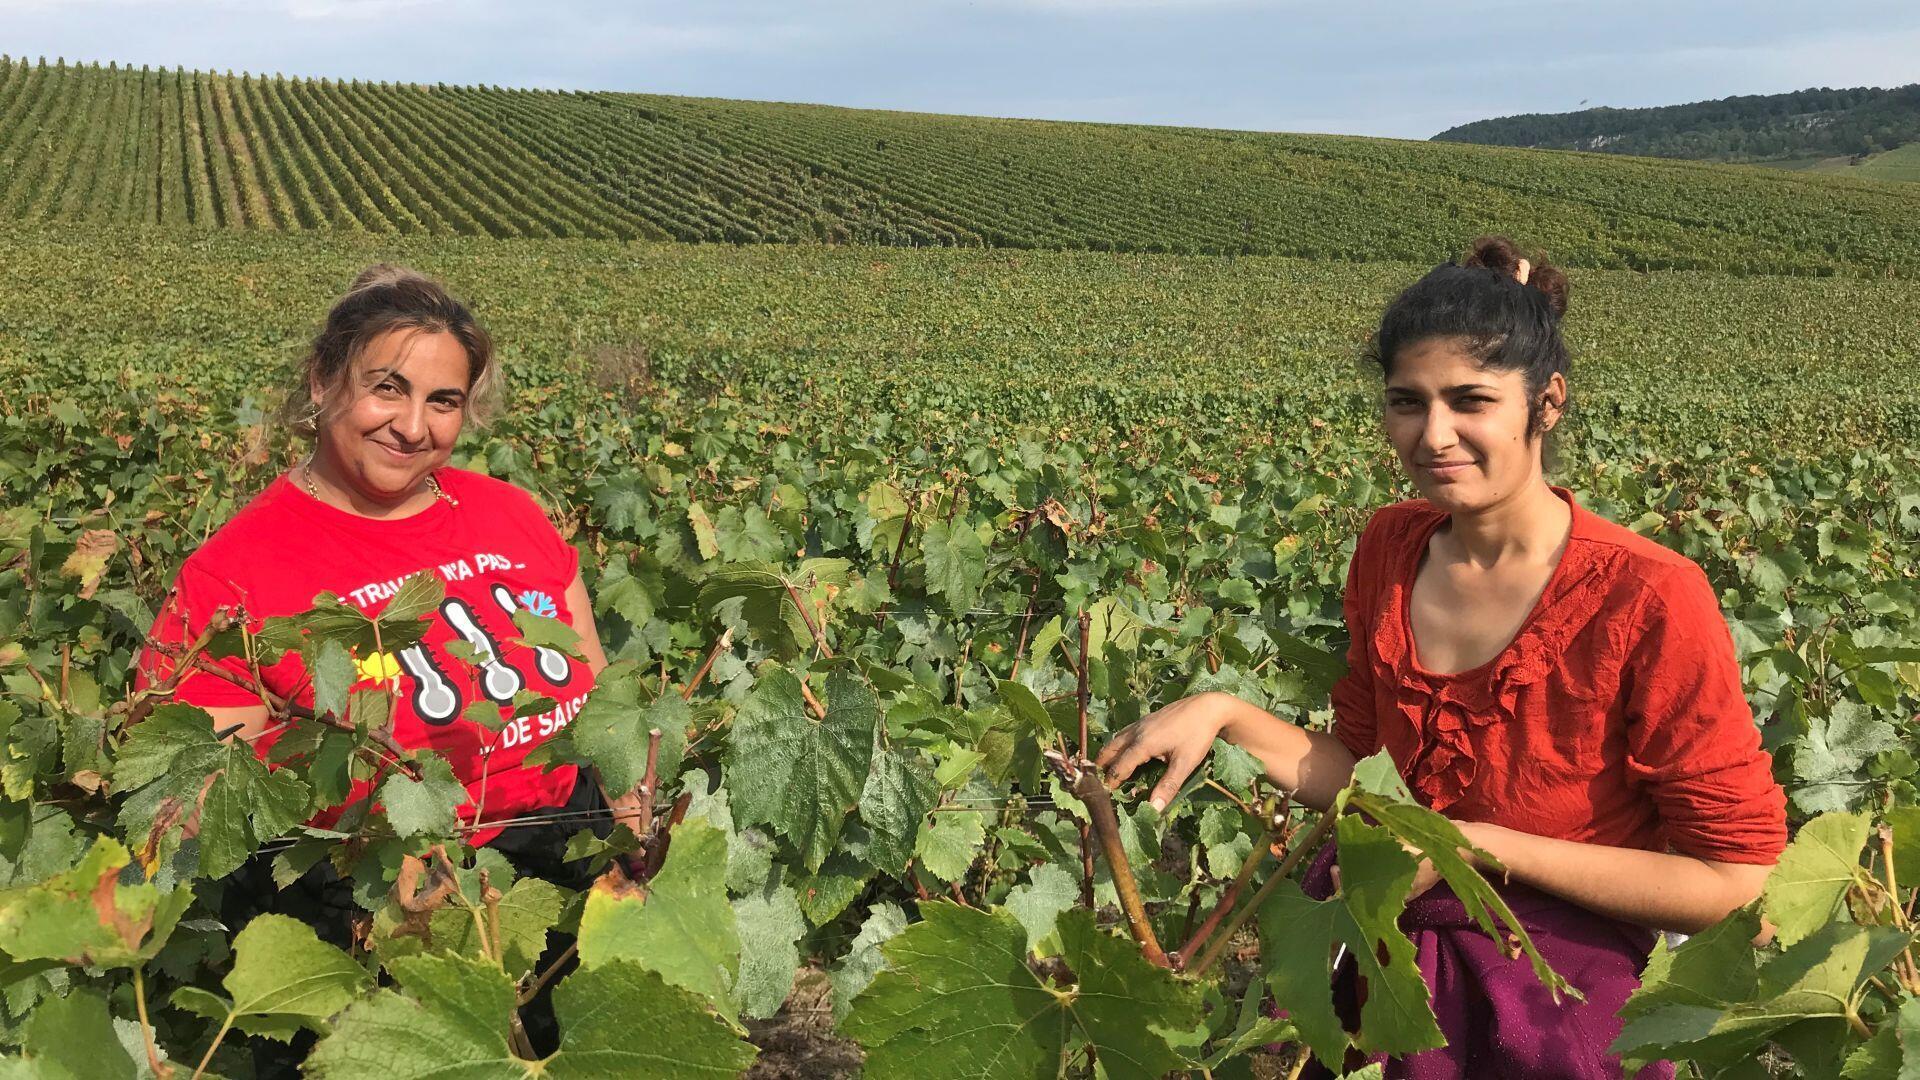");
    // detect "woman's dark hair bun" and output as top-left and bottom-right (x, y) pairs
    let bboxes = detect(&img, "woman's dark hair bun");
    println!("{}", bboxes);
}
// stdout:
(1461, 235), (1569, 319)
